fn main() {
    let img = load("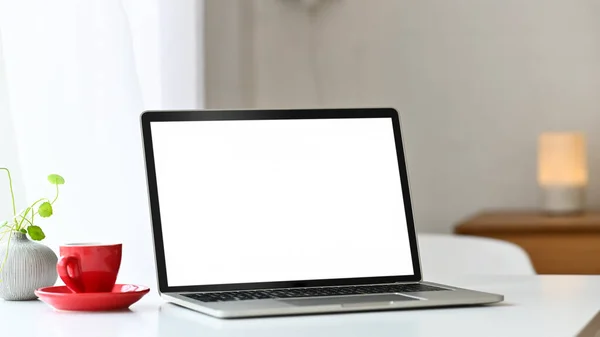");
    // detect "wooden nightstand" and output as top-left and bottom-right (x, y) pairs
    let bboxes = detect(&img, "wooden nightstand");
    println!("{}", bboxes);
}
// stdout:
(454, 211), (600, 274)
